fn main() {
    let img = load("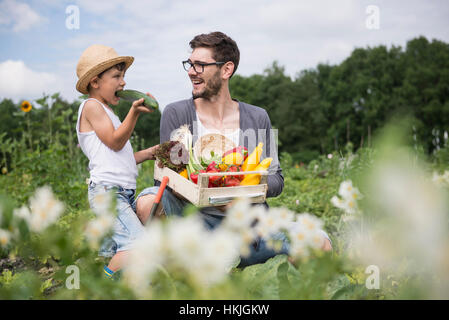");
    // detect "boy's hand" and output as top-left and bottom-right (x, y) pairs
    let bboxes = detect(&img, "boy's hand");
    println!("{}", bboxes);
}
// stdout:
(132, 98), (154, 114)
(147, 144), (160, 160)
